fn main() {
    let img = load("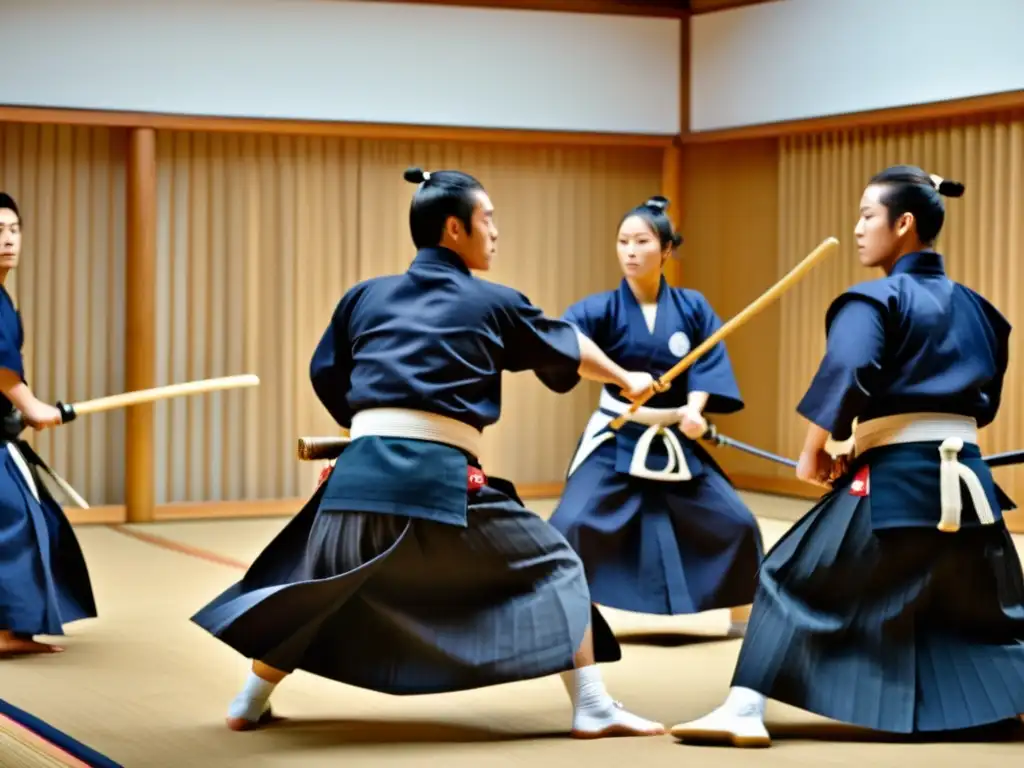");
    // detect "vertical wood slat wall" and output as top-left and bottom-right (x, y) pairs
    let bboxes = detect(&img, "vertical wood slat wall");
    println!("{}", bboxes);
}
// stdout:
(1, 123), (662, 507)
(679, 138), (781, 477)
